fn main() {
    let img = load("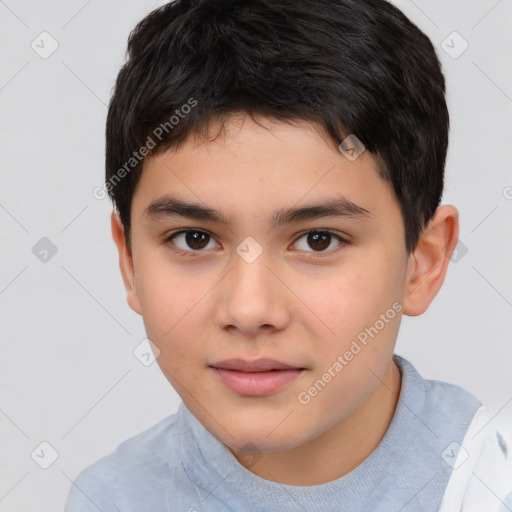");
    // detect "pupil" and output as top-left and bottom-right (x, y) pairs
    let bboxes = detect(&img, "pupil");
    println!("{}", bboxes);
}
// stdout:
(186, 231), (208, 250)
(308, 232), (330, 251)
